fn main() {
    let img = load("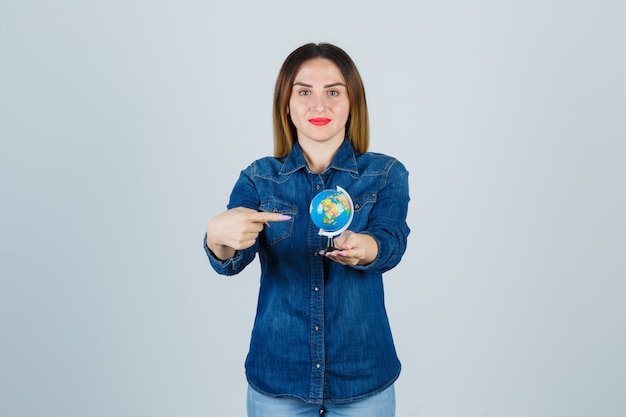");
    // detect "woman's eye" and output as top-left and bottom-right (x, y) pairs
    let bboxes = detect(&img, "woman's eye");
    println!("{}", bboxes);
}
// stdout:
(298, 90), (311, 96)
(328, 90), (339, 96)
